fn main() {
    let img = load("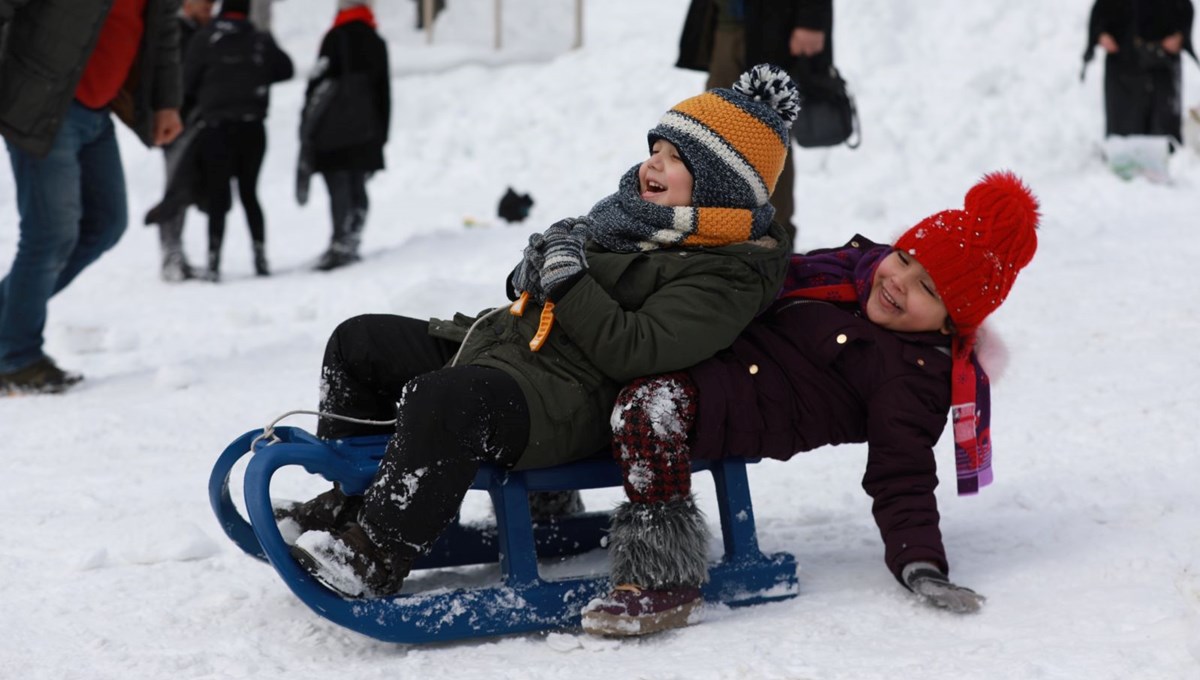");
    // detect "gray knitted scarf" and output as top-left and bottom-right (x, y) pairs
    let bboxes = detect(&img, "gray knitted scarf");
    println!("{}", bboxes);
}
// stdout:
(583, 164), (775, 253)
(509, 164), (775, 302)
